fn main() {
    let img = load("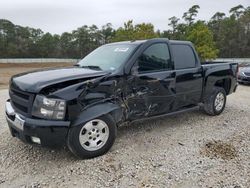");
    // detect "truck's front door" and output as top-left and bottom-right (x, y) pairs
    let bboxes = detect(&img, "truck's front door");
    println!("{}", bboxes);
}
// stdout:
(126, 43), (176, 120)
